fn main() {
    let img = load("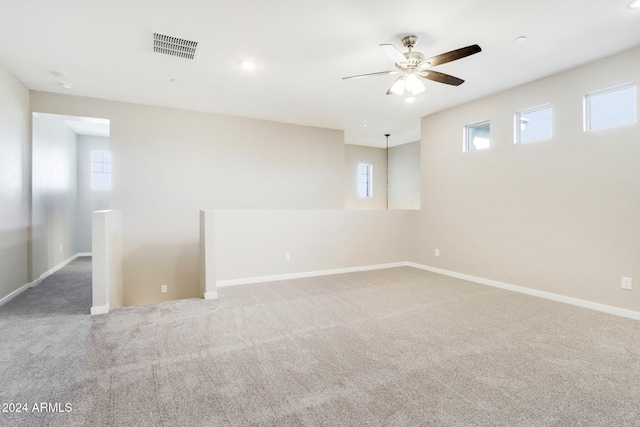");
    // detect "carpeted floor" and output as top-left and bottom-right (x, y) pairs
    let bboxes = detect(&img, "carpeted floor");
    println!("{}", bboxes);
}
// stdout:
(1, 259), (639, 426)
(0, 257), (93, 427)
